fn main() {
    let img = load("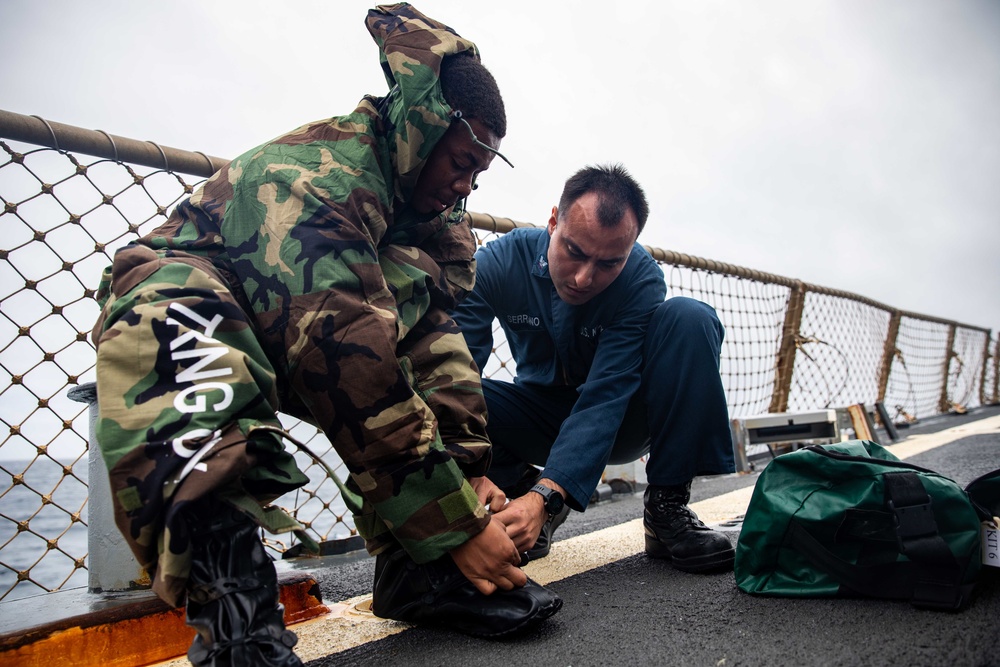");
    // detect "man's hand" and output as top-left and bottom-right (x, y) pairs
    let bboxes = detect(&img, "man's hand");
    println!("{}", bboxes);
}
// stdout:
(468, 476), (507, 513)
(450, 517), (527, 595)
(492, 479), (567, 553)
